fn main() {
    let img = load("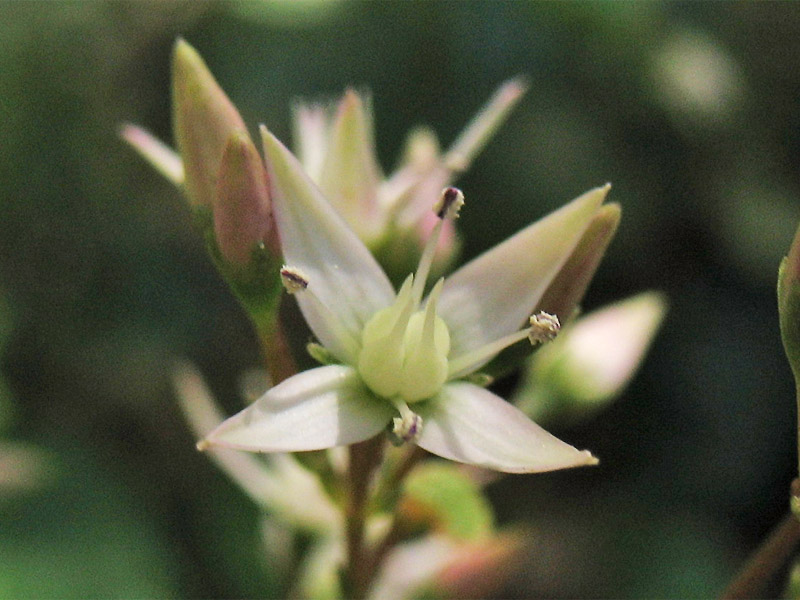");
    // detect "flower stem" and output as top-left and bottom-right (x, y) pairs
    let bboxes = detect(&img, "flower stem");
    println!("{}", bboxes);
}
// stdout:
(256, 314), (297, 385)
(344, 436), (385, 599)
(720, 511), (800, 599)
